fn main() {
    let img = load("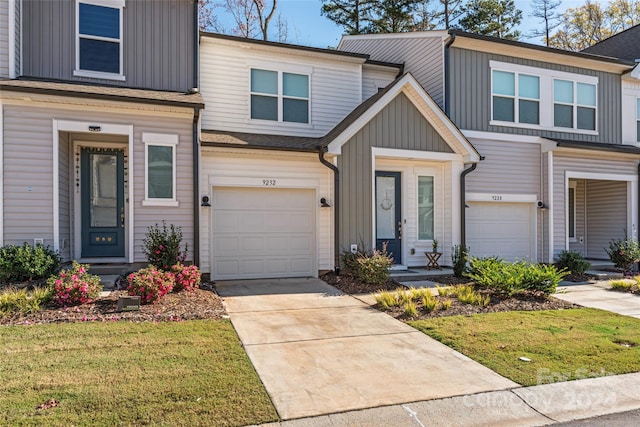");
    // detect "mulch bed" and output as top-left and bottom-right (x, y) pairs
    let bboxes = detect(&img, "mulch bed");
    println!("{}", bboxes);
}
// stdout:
(321, 271), (581, 320)
(0, 282), (227, 326)
(563, 272), (598, 282)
